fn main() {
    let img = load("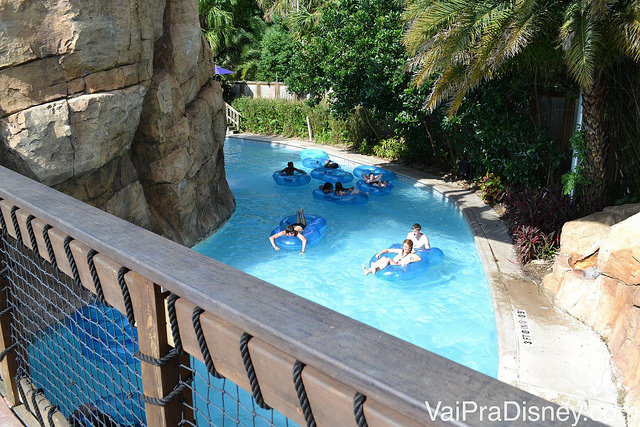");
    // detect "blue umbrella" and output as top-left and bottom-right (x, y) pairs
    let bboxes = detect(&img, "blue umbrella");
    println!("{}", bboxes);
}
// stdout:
(214, 65), (235, 75)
